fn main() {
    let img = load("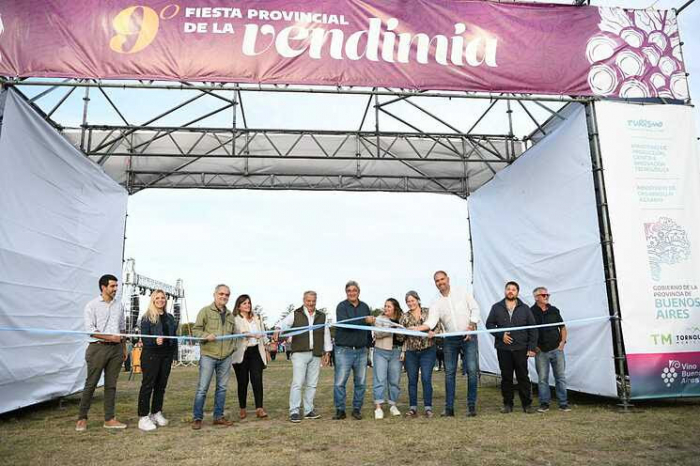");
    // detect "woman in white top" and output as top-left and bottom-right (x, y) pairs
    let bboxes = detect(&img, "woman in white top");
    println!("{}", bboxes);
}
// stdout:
(231, 294), (270, 419)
